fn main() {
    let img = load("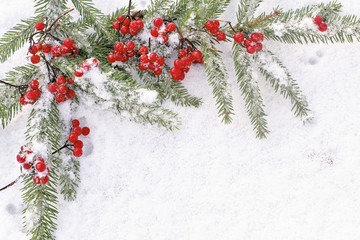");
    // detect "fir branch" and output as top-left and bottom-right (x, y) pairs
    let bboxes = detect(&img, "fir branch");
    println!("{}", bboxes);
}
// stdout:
(201, 43), (234, 124)
(34, 0), (68, 20)
(59, 156), (80, 201)
(71, 0), (113, 40)
(237, 0), (263, 24)
(144, 0), (174, 22)
(0, 17), (38, 63)
(232, 43), (269, 138)
(255, 48), (311, 120)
